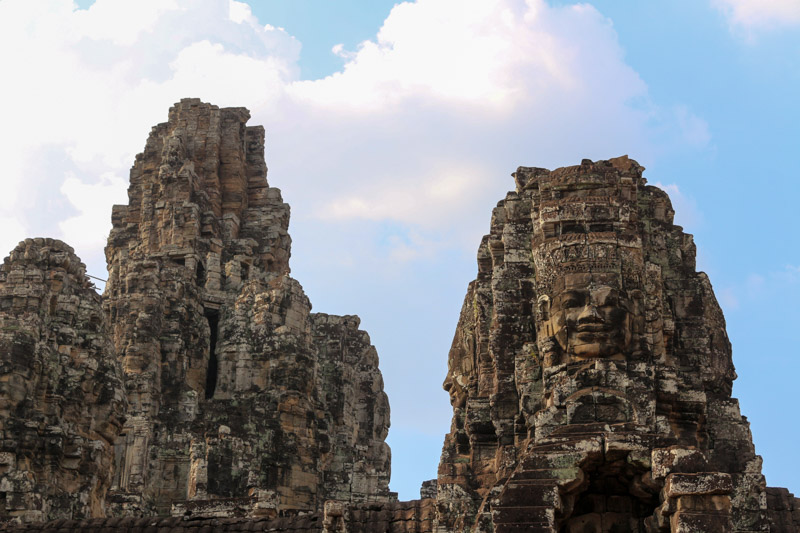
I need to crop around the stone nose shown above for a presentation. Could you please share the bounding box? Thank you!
[577,303,602,323]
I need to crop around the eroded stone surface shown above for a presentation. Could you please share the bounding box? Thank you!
[0,238,126,522]
[102,99,392,517]
[4,111,800,533]
[433,156,796,532]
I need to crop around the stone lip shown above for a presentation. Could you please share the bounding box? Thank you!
[4,237,85,279]
[0,498,437,532]
[0,514,323,532]
[513,155,645,191]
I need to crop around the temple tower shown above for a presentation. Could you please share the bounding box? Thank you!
[437,157,774,532]
[103,99,392,517]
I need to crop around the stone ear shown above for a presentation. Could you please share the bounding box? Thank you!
[537,295,550,321]
[629,289,645,319]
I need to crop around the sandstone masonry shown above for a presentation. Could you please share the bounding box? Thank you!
[433,156,800,532]
[1,102,799,532]
[0,100,392,523]
[103,99,392,517]
[0,239,126,521]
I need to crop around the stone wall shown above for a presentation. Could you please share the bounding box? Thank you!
[0,239,126,522]
[0,499,437,532]
[0,100,393,523]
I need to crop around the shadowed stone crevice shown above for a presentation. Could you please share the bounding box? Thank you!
[203,308,219,400]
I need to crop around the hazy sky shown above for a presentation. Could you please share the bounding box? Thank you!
[0,0,798,500]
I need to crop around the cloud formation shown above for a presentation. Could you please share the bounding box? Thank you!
[713,0,800,31]
[270,0,712,258]
[0,0,298,263]
[0,0,710,272]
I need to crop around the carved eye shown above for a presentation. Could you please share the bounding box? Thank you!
[559,291,586,308]
[602,295,619,307]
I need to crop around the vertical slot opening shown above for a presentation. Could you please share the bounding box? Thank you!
[196,262,206,288]
[204,308,219,400]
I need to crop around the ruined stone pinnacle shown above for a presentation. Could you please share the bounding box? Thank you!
[1,103,799,532]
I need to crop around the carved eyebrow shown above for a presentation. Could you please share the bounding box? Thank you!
[559,291,586,305]
[595,290,626,307]
[596,292,618,305]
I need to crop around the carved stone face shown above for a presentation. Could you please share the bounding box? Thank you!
[0,336,36,417]
[165,134,183,166]
[546,273,633,359]
[247,138,264,154]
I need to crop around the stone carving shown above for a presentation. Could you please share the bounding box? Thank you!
[435,157,800,532]
[0,100,392,523]
[537,272,636,362]
[102,99,392,517]
[0,239,126,523]
[3,106,800,533]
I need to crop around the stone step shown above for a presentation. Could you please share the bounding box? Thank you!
[511,466,581,482]
[500,482,560,507]
[493,504,557,525]
[495,525,556,533]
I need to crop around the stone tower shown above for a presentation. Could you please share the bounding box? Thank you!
[5,111,800,532]
[103,99,392,516]
[435,156,787,532]
[0,239,127,522]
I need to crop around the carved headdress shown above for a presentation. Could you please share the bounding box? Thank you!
[520,156,647,297]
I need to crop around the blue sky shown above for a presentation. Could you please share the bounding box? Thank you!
[0,0,798,501]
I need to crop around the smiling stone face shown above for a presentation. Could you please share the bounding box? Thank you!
[547,272,633,360]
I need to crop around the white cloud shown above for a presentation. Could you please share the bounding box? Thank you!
[722,266,800,312]
[228,0,252,25]
[0,0,709,271]
[0,0,299,273]
[73,0,183,46]
[713,0,800,31]
[385,230,443,264]
[0,218,27,262]
[290,0,629,110]
[270,0,711,259]
[322,166,485,223]
[331,43,356,60]
[59,172,128,250]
